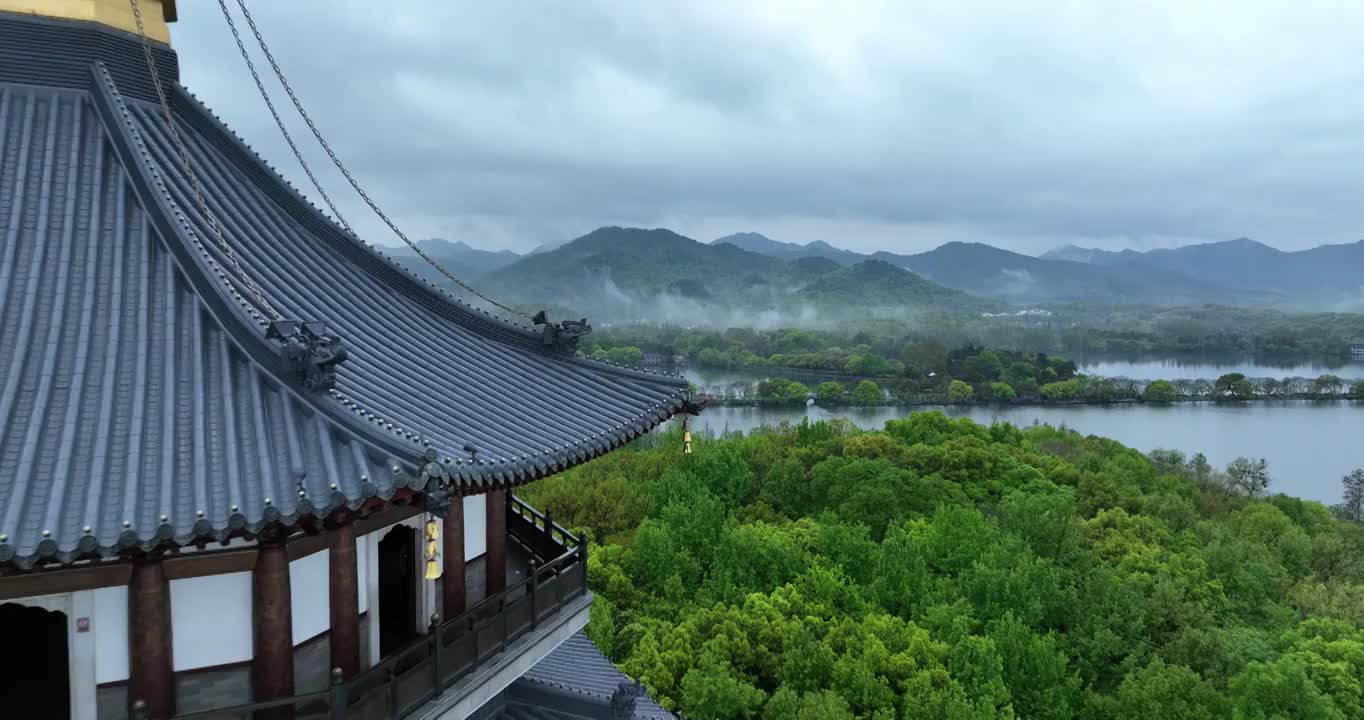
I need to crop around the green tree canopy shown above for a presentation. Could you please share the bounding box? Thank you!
[519,413,1364,719]
[815,381,846,406]
[1214,373,1255,399]
[851,380,883,406]
[989,382,1017,400]
[947,379,975,403]
[1143,379,1178,403]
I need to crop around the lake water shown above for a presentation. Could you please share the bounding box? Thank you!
[1075,358,1364,380]
[686,359,1364,389]
[684,400,1364,505]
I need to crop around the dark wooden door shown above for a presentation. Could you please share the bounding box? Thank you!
[0,603,69,719]
[378,526,417,657]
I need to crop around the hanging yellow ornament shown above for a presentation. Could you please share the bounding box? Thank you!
[424,518,442,579]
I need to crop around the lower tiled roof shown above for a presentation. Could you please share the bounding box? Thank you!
[515,632,673,720]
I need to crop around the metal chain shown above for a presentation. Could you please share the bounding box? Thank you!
[222,0,534,322]
[128,0,284,321]
[214,0,355,236]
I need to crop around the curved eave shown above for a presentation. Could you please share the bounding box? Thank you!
[0,465,427,570]
[90,63,438,462]
[172,84,556,351]
[169,84,697,388]
[437,393,690,494]
[98,63,692,496]
[0,72,431,567]
[0,13,695,571]
[137,75,694,485]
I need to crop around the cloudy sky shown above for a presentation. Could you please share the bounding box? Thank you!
[171,1,1364,255]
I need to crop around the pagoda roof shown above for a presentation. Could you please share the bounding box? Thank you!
[0,12,691,568]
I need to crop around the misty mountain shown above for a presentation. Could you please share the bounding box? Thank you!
[712,232,865,265]
[802,259,991,309]
[1041,244,1138,265]
[1044,238,1364,310]
[878,242,1274,307]
[529,237,573,255]
[388,238,522,281]
[716,234,1276,307]
[480,227,784,312]
[785,256,844,280]
[479,227,979,321]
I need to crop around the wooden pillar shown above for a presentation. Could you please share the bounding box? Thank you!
[442,496,466,618]
[328,524,360,678]
[485,490,507,594]
[253,540,295,719]
[128,557,175,720]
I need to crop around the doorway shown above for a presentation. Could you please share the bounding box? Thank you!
[0,602,70,719]
[378,525,417,657]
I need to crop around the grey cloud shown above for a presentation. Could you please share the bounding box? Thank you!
[172,1,1364,254]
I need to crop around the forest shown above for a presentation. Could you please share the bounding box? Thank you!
[521,414,1364,719]
[584,333,1364,406]
[591,306,1364,369]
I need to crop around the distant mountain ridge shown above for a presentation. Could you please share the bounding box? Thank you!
[881,242,1272,307]
[1043,238,1364,309]
[412,228,1360,321]
[479,227,987,320]
[711,232,865,265]
[711,234,1278,307]
[388,238,522,281]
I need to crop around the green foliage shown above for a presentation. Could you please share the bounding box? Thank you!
[1228,656,1346,720]
[990,381,1018,399]
[1215,373,1255,399]
[901,339,948,375]
[947,379,975,402]
[1040,378,1084,400]
[815,381,846,406]
[528,413,1364,719]
[608,345,644,367]
[756,378,810,405]
[1313,374,1345,397]
[851,380,883,406]
[1143,379,1178,403]
[1114,658,1227,720]
[682,666,768,718]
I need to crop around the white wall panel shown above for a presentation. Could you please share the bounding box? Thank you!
[356,536,369,614]
[464,494,486,560]
[290,551,330,644]
[93,586,129,683]
[170,572,253,670]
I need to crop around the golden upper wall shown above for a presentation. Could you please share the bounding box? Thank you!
[0,0,175,43]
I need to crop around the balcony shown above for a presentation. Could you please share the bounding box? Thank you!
[138,496,589,720]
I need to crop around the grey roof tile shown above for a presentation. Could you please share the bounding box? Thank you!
[517,632,673,720]
[0,13,691,568]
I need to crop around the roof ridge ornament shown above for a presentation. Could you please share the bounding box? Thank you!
[532,310,591,352]
[266,320,349,391]
[679,394,708,416]
[610,680,645,720]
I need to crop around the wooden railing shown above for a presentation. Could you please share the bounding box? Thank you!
[132,496,588,720]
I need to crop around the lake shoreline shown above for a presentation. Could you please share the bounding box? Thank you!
[708,394,1364,409]
[687,399,1363,504]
